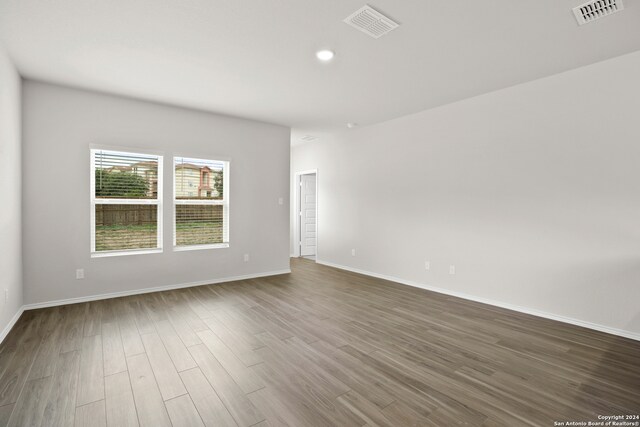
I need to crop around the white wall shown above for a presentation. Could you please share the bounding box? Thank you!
[0,46,23,336]
[292,50,640,338]
[23,81,290,305]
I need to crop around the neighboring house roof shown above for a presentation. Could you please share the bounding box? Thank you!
[176,163,212,171]
[132,161,157,168]
[99,162,160,173]
[103,166,133,172]
[100,162,220,173]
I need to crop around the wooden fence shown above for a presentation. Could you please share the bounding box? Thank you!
[95,204,223,226]
[95,205,157,226]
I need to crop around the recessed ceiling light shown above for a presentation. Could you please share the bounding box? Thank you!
[347,122,358,129]
[316,50,335,61]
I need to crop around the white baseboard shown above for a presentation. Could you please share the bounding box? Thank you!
[0,306,25,345]
[316,259,640,342]
[23,269,291,311]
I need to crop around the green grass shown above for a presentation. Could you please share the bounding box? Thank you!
[95,222,224,251]
[96,224,157,231]
[176,221,223,246]
[176,221,222,230]
[95,225,157,251]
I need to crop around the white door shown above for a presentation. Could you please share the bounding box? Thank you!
[300,173,317,257]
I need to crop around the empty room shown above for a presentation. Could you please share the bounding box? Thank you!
[0,0,639,426]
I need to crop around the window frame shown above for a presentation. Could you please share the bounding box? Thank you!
[173,156,230,251]
[90,148,164,258]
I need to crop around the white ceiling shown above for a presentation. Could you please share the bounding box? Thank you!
[1,0,639,139]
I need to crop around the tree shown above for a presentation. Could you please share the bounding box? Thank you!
[213,170,223,199]
[95,169,149,198]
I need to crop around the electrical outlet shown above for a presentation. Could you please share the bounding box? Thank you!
[278,197,284,205]
[76,269,85,280]
[351,249,356,256]
[244,254,250,262]
[425,261,430,271]
[449,265,456,275]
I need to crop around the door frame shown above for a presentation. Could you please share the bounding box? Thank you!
[293,169,318,259]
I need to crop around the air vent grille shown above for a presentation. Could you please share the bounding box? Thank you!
[301,135,318,142]
[344,5,399,39]
[573,0,623,25]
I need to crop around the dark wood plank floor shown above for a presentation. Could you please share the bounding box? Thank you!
[1,258,638,426]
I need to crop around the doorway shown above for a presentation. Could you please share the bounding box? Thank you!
[295,170,317,259]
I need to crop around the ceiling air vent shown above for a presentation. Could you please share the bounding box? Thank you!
[343,5,399,39]
[300,135,318,142]
[573,0,624,25]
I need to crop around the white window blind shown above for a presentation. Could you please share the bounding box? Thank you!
[174,156,229,249]
[91,149,163,256]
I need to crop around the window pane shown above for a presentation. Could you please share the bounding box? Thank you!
[174,157,224,201]
[176,205,223,246]
[95,150,158,199]
[95,204,158,251]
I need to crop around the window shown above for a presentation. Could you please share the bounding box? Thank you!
[91,149,163,256]
[174,156,229,249]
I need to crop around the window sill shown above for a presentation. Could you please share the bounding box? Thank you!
[173,243,229,252]
[91,248,163,258]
